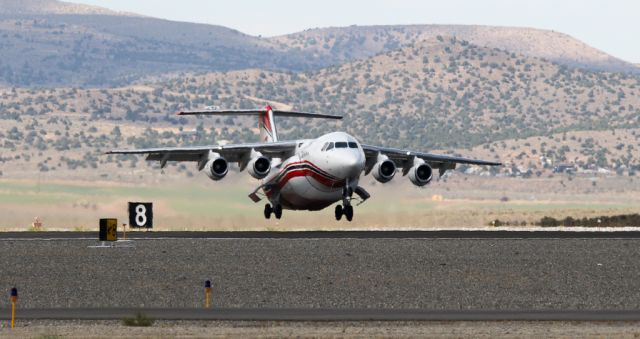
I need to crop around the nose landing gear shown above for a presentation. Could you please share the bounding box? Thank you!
[335,185,355,221]
[334,204,354,221]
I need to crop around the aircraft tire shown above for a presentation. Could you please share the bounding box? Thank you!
[344,205,353,222]
[335,205,343,221]
[274,204,283,219]
[264,204,272,219]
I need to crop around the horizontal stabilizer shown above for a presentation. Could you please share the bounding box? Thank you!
[178,109,342,120]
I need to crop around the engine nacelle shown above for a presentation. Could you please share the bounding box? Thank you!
[203,155,228,181]
[247,155,271,179]
[408,162,433,186]
[372,157,396,183]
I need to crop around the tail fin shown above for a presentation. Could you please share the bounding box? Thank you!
[178,105,342,143]
[259,105,277,142]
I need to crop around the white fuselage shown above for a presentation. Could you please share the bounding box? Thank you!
[262,132,365,211]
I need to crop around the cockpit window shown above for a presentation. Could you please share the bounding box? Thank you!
[348,142,358,148]
[326,142,334,151]
[335,142,348,148]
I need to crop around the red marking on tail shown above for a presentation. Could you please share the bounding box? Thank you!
[259,105,276,142]
[261,111,272,133]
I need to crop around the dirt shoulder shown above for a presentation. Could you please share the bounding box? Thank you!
[4,320,640,338]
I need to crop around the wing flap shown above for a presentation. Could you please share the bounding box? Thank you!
[145,152,204,162]
[107,141,298,165]
[362,144,501,168]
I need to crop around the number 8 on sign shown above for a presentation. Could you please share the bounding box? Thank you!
[128,202,153,229]
[135,204,147,226]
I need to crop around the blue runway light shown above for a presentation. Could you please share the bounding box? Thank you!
[205,280,211,288]
[10,287,17,298]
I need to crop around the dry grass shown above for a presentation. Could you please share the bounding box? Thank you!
[1,174,638,231]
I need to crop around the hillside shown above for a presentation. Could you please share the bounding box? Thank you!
[0,1,637,87]
[0,0,137,16]
[1,37,639,182]
[147,37,640,149]
[460,128,640,176]
[269,25,638,75]
[0,1,322,86]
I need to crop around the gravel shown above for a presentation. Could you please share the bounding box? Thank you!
[6,320,640,338]
[1,238,640,309]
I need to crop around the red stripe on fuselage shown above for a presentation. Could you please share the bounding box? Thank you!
[269,161,339,182]
[265,160,344,191]
[276,168,345,190]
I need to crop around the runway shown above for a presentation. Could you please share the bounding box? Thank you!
[3,230,640,239]
[4,308,640,321]
[3,231,640,315]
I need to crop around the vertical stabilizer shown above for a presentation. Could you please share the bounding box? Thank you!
[259,105,278,142]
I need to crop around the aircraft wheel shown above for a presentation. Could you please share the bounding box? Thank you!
[274,204,283,219]
[264,204,272,219]
[344,205,354,222]
[334,204,343,221]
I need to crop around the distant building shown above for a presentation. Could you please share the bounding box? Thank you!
[539,156,553,169]
[553,164,576,174]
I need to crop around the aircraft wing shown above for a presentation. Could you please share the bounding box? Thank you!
[106,141,298,167]
[362,144,501,176]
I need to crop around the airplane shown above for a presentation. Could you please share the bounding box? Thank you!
[107,105,501,221]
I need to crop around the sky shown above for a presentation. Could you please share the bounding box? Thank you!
[72,0,639,63]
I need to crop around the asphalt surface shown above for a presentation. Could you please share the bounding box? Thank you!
[4,308,640,321]
[3,230,640,239]
[3,232,640,320]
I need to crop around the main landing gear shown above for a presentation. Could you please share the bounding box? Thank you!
[264,203,282,219]
[335,185,354,222]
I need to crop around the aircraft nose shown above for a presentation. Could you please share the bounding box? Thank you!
[337,153,364,178]
[342,156,358,168]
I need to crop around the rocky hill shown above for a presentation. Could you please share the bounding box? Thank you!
[145,37,639,150]
[0,1,321,86]
[0,0,636,87]
[0,0,137,16]
[269,25,637,75]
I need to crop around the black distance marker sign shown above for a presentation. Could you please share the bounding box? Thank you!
[128,202,153,228]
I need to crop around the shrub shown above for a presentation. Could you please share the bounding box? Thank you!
[539,216,560,227]
[122,313,155,327]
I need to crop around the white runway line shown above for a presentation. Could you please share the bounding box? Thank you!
[337,226,640,232]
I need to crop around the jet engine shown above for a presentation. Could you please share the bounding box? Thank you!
[247,155,271,179]
[203,154,228,181]
[371,156,396,183]
[408,161,433,186]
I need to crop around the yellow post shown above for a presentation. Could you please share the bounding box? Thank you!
[10,287,17,329]
[205,280,212,308]
[11,302,15,328]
